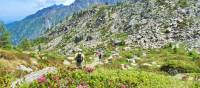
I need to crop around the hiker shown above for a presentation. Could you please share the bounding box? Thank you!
[75,49,84,68]
[36,45,42,55]
[38,45,42,52]
[96,50,103,62]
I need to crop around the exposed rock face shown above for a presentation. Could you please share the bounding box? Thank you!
[112,40,125,46]
[39,0,200,52]
[46,35,63,50]
[63,60,71,65]
[11,67,57,88]
[6,0,121,44]
[16,65,33,73]
[160,65,187,75]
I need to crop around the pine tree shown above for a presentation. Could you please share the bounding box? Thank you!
[17,38,32,50]
[0,32,12,48]
[0,22,12,49]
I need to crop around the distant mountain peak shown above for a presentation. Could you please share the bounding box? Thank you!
[25,4,66,20]
[6,0,120,44]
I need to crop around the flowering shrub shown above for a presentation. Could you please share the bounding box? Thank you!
[85,65,95,73]
[19,68,200,88]
[52,76,60,81]
[17,46,200,88]
[121,84,126,88]
[52,76,60,87]
[77,84,89,88]
[76,80,89,88]
[37,75,47,84]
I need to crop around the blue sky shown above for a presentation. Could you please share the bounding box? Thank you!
[0,0,75,24]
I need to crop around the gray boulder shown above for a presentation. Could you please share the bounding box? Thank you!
[16,65,33,73]
[11,67,57,88]
[112,40,125,46]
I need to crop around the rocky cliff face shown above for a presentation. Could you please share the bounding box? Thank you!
[39,0,200,54]
[6,0,120,44]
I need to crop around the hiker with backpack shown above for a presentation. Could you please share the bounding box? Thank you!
[75,49,85,68]
[96,49,103,62]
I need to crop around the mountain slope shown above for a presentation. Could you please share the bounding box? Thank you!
[6,0,120,44]
[0,22,12,49]
[39,0,200,54]
[0,21,6,33]
[2,0,200,87]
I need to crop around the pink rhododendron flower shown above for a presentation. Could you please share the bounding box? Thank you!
[77,80,89,88]
[121,84,126,88]
[85,65,95,73]
[37,75,47,83]
[77,84,89,88]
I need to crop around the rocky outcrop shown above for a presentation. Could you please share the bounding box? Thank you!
[63,60,71,65]
[7,0,121,44]
[46,35,63,50]
[11,67,57,88]
[16,65,33,73]
[40,0,200,52]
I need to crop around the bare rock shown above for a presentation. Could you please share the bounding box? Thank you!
[16,65,33,73]
[127,58,136,63]
[67,57,75,61]
[11,67,57,88]
[142,63,152,67]
[124,47,132,51]
[112,40,125,46]
[63,60,71,65]
[30,58,38,65]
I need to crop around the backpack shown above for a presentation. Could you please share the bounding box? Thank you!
[76,53,83,63]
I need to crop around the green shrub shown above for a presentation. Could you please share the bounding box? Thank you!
[17,38,32,51]
[0,32,12,49]
[20,68,197,88]
[120,51,133,59]
[156,0,167,6]
[178,0,189,8]
[164,60,200,73]
[188,51,200,60]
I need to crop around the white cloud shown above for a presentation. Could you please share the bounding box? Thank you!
[36,0,75,6]
[61,0,75,5]
[0,0,76,23]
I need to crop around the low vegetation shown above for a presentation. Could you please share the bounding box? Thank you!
[1,0,200,88]
[0,42,199,87]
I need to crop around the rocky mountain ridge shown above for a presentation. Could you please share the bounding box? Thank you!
[6,0,120,44]
[39,0,200,55]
